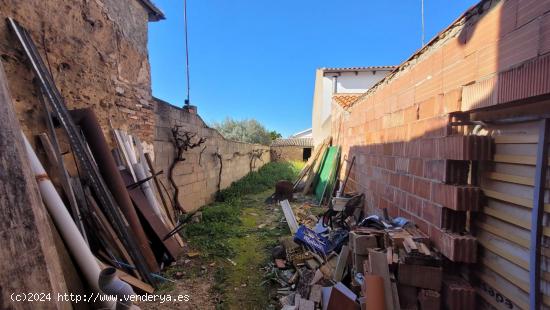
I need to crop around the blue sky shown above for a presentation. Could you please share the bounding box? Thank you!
[148,0,479,137]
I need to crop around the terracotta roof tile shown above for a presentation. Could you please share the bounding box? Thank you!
[271,138,314,147]
[333,93,363,108]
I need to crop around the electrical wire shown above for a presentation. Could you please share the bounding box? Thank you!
[184,0,191,105]
[421,0,425,46]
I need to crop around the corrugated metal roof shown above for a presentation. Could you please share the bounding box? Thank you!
[271,138,314,147]
[138,0,165,21]
[322,66,396,73]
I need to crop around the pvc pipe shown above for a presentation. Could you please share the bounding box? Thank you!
[99,267,135,310]
[22,133,114,309]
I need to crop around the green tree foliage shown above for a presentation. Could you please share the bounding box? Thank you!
[212,117,278,145]
[270,130,282,140]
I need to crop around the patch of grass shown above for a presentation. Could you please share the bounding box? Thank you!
[216,161,304,202]
[178,161,303,309]
[182,161,303,258]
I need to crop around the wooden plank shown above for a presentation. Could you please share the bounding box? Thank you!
[368,250,395,310]
[97,260,154,294]
[478,235,529,270]
[486,172,535,187]
[84,187,139,278]
[121,170,183,259]
[333,245,350,282]
[145,152,175,225]
[494,135,539,144]
[302,141,329,195]
[482,257,550,307]
[494,154,550,166]
[280,200,299,234]
[483,189,550,212]
[477,272,528,310]
[477,222,529,250]
[0,61,69,309]
[482,206,550,239]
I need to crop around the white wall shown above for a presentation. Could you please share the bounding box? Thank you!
[335,71,390,93]
[312,68,393,146]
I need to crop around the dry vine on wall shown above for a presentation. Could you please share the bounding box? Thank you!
[249,149,268,172]
[169,126,206,214]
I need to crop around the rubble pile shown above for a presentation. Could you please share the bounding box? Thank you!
[271,198,476,310]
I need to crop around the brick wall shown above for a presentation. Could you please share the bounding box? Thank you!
[333,0,550,263]
[154,100,270,212]
[0,0,156,145]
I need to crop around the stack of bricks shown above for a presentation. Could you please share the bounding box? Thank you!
[349,230,380,274]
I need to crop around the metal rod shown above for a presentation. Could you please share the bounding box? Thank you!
[529,118,549,310]
[7,18,155,285]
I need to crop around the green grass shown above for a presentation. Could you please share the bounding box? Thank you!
[179,161,304,309]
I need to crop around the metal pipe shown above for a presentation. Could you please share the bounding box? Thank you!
[69,108,159,273]
[529,118,549,310]
[23,133,114,309]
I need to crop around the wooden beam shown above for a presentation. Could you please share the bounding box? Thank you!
[493,154,550,166]
[483,189,550,212]
[494,135,539,144]
[485,172,535,187]
[0,61,69,309]
[368,250,395,310]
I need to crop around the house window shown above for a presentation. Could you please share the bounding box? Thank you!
[303,148,312,161]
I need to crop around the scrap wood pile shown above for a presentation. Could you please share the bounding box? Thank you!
[293,137,342,206]
[270,140,476,310]
[4,19,183,295]
[272,202,476,310]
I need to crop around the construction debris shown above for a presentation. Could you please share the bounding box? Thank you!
[269,140,475,310]
[5,19,184,293]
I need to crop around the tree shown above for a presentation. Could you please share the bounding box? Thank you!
[212,117,275,145]
[270,131,282,140]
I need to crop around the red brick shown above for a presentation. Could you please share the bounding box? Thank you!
[517,0,550,28]
[541,12,550,55]
[390,172,400,187]
[431,183,480,211]
[406,194,423,217]
[430,228,477,263]
[442,208,467,233]
[418,289,441,310]
[435,135,492,161]
[398,285,418,309]
[399,174,413,193]
[498,18,540,71]
[419,139,435,158]
[418,97,436,119]
[413,177,431,200]
[409,158,424,176]
[442,276,476,310]
[424,160,469,184]
[398,263,442,291]
[422,201,443,227]
[443,89,462,113]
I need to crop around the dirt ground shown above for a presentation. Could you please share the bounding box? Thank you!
[139,190,288,310]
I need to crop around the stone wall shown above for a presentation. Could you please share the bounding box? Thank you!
[0,0,156,145]
[332,0,550,263]
[154,99,270,211]
[271,146,309,162]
